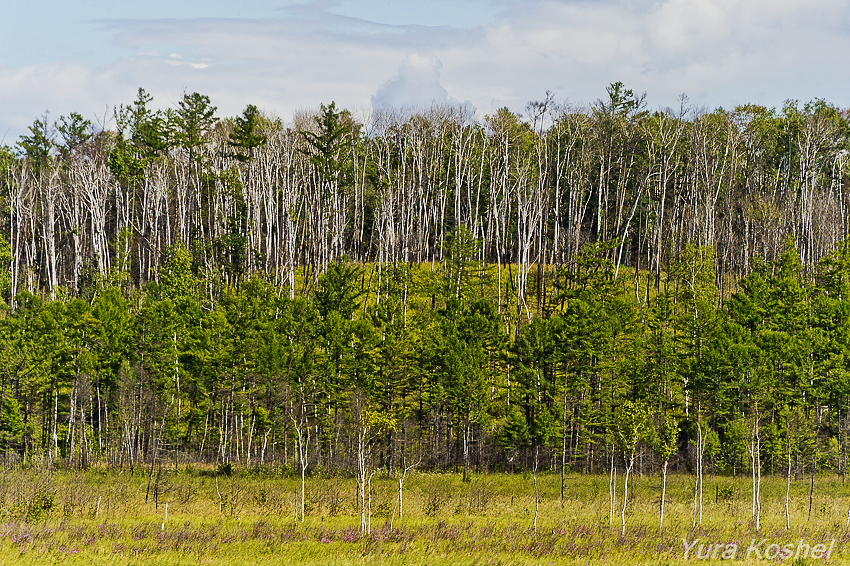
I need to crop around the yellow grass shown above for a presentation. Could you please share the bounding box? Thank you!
[0,465,848,565]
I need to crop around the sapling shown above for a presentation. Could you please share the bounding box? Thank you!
[747,411,762,531]
[614,400,651,535]
[367,469,375,534]
[356,405,396,535]
[692,418,709,527]
[215,476,222,513]
[651,411,678,530]
[392,447,421,528]
[785,433,792,529]
[560,383,569,508]
[291,404,311,524]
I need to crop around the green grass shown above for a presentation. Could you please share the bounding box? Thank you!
[0,466,848,564]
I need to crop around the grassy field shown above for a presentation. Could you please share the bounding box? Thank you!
[0,464,848,565]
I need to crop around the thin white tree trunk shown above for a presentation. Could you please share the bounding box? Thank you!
[786,443,792,529]
[660,460,668,530]
[621,454,633,535]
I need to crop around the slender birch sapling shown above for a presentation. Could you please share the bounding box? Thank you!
[651,411,678,530]
[614,400,651,535]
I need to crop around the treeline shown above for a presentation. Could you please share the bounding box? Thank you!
[1,85,850,311]
[0,232,849,484]
[0,84,849,485]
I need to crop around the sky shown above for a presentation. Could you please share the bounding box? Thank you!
[2,0,850,143]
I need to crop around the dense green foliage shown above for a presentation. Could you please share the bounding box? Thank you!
[1,85,850,492]
[0,234,847,487]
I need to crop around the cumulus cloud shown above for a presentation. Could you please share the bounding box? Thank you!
[444,0,850,112]
[371,54,450,110]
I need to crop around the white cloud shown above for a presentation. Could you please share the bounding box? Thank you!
[447,0,850,111]
[371,54,450,110]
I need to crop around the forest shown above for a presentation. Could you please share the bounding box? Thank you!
[0,81,850,505]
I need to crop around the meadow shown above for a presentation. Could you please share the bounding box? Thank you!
[0,462,848,565]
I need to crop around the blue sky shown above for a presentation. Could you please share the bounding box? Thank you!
[2,0,849,142]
